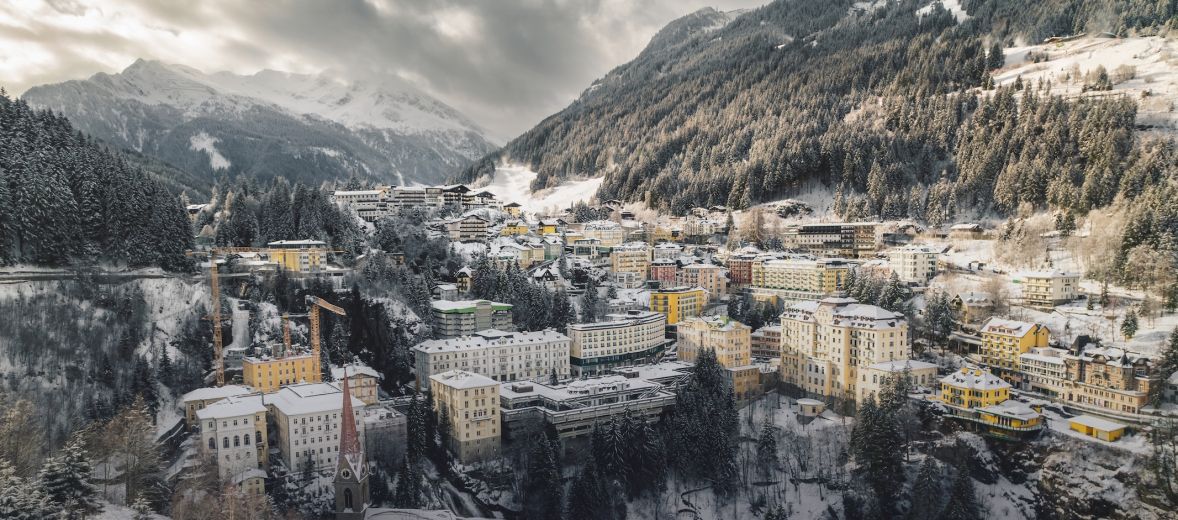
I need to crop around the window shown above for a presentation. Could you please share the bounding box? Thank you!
[208,437,216,450]
[244,435,250,446]
[234,436,240,447]
[223,437,230,449]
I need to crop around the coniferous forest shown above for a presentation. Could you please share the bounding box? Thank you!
[0,92,193,269]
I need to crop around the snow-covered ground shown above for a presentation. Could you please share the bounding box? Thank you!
[477,164,603,215]
[997,36,1178,133]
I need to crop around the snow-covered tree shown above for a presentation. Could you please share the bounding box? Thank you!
[38,438,102,519]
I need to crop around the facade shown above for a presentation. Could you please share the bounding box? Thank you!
[952,292,994,325]
[676,316,751,368]
[782,222,878,259]
[1021,271,1080,309]
[610,242,652,284]
[1060,343,1158,415]
[753,257,851,302]
[581,220,626,246]
[447,215,489,242]
[649,286,706,325]
[938,367,1043,437]
[886,245,939,283]
[1017,347,1069,396]
[243,353,320,394]
[1068,415,1127,442]
[332,184,500,222]
[500,220,530,236]
[267,240,327,273]
[499,376,676,441]
[413,329,571,388]
[856,360,939,404]
[653,243,683,260]
[650,259,678,285]
[430,370,501,464]
[196,394,269,488]
[331,364,382,405]
[677,264,728,300]
[750,325,782,359]
[567,310,668,376]
[779,297,909,401]
[431,300,514,338]
[725,252,761,285]
[266,382,366,474]
[980,318,1050,380]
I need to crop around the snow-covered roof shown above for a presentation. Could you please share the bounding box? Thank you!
[267,239,327,247]
[414,329,570,354]
[430,370,498,390]
[181,385,253,404]
[267,382,364,417]
[499,375,660,401]
[232,468,268,485]
[332,363,382,381]
[334,189,384,197]
[1069,414,1126,432]
[430,299,512,312]
[1022,270,1079,279]
[940,367,1009,391]
[981,318,1042,337]
[866,360,938,372]
[978,400,1040,421]
[955,291,992,305]
[195,394,266,420]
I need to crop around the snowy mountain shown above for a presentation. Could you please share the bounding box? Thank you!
[23,59,498,187]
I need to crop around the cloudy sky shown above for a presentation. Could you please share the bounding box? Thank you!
[0,0,765,140]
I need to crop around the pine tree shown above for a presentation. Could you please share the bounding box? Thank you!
[581,276,600,323]
[392,456,422,508]
[669,349,739,494]
[521,436,563,520]
[0,457,55,520]
[756,421,778,478]
[566,458,624,520]
[940,465,982,520]
[1150,328,1178,405]
[908,458,943,520]
[131,497,152,520]
[1121,310,1139,339]
[157,346,173,389]
[763,504,789,520]
[38,439,102,519]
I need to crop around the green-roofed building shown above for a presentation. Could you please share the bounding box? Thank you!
[431,299,514,338]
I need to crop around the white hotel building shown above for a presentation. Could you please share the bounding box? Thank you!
[196,394,268,482]
[266,383,366,475]
[567,310,669,376]
[413,329,571,387]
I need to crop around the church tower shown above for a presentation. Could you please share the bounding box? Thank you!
[334,369,370,519]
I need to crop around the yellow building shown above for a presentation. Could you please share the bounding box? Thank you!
[500,220,530,236]
[1068,415,1126,442]
[539,219,566,235]
[676,316,751,368]
[650,286,706,325]
[430,370,501,464]
[243,353,320,394]
[753,258,851,303]
[980,318,1049,379]
[267,240,328,273]
[504,202,522,218]
[332,364,381,405]
[939,367,1043,437]
[610,242,651,282]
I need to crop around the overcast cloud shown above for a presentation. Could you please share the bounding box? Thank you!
[0,0,765,139]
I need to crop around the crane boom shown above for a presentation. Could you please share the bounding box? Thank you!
[187,246,265,387]
[306,296,347,379]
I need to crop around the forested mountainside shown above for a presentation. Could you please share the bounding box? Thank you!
[0,92,192,269]
[458,0,1177,219]
[23,60,498,187]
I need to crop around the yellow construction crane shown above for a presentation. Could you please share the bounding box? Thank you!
[306,295,346,377]
[186,247,261,387]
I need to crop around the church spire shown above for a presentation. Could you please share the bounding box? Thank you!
[338,367,366,476]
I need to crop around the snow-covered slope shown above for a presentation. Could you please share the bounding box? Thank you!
[23,60,498,186]
[479,164,603,215]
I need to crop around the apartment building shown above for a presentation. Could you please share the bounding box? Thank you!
[332,184,500,222]
[676,316,752,368]
[610,242,652,287]
[267,240,327,273]
[649,286,706,325]
[331,364,381,405]
[447,215,489,242]
[939,367,1043,437]
[1060,341,1159,415]
[653,242,683,260]
[498,376,676,442]
[500,219,530,236]
[782,222,879,259]
[430,370,501,464]
[567,310,668,376]
[1021,271,1080,309]
[196,394,269,489]
[725,252,763,285]
[856,360,938,404]
[750,325,782,360]
[266,382,366,474]
[952,292,994,325]
[431,300,514,338]
[677,263,728,300]
[243,353,320,394]
[753,257,852,302]
[650,259,678,285]
[413,329,571,388]
[779,297,909,401]
[980,318,1050,380]
[886,245,939,283]
[1017,347,1069,396]
[581,220,626,246]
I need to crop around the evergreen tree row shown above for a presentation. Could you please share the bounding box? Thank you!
[0,91,192,269]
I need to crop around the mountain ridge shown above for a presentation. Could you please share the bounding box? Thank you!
[23,60,498,188]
